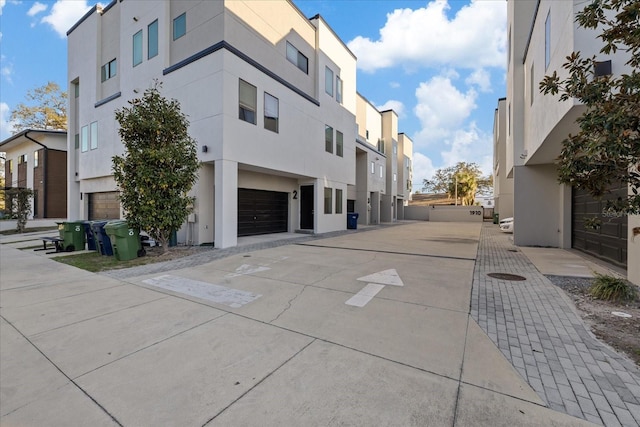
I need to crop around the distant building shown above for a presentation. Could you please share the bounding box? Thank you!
[1,129,67,219]
[500,0,638,285]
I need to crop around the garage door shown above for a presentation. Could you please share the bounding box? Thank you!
[88,192,120,220]
[572,183,627,268]
[238,189,288,237]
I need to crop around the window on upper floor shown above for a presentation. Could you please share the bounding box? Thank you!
[545,10,551,69]
[335,189,343,214]
[173,13,186,40]
[324,187,332,214]
[101,59,117,82]
[34,150,39,168]
[336,76,343,104]
[18,154,27,164]
[264,93,279,133]
[90,121,98,150]
[377,138,385,154]
[81,125,88,152]
[133,30,143,67]
[325,125,333,153]
[393,143,397,154]
[148,20,158,59]
[239,79,257,125]
[530,62,535,106]
[336,130,343,157]
[507,27,511,68]
[379,165,383,178]
[366,130,369,140]
[393,173,397,182]
[75,133,80,150]
[7,159,12,174]
[286,42,308,74]
[74,82,80,98]
[325,67,334,97]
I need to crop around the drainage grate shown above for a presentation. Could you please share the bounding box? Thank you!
[487,272,526,281]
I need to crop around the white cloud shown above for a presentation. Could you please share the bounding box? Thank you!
[41,1,94,38]
[376,99,406,118]
[389,81,400,89]
[439,123,493,175]
[347,0,506,73]
[0,0,5,16]
[411,151,436,192]
[465,68,492,93]
[413,75,477,144]
[27,2,47,17]
[0,102,15,140]
[1,62,13,84]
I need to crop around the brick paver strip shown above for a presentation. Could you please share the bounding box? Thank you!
[471,224,640,426]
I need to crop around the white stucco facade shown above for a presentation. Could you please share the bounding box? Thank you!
[504,0,638,285]
[67,0,410,248]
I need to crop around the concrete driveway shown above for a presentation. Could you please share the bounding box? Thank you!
[1,222,593,426]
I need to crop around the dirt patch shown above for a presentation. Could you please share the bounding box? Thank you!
[142,245,205,260]
[548,275,640,366]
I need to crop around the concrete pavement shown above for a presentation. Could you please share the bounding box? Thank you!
[0,221,636,426]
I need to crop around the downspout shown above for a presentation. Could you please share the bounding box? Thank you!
[24,131,49,218]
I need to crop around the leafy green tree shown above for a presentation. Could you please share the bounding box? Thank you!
[112,83,199,253]
[422,162,491,205]
[540,0,640,217]
[10,82,67,131]
[5,188,34,233]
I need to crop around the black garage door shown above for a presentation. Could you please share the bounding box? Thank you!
[88,192,120,220]
[238,189,288,237]
[572,183,627,268]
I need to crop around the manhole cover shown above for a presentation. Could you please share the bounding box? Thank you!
[487,273,527,281]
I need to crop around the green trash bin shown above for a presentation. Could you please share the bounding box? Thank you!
[58,221,86,252]
[104,220,144,261]
[493,213,499,224]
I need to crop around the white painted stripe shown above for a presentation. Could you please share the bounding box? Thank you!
[143,275,261,308]
[357,269,404,286]
[345,283,385,307]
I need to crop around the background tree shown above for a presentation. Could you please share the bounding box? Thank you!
[10,81,67,131]
[422,162,492,205]
[540,0,640,217]
[113,83,199,253]
[5,188,34,233]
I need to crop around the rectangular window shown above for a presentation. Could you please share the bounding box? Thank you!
[133,30,143,67]
[530,62,534,106]
[325,67,334,97]
[34,150,39,167]
[545,11,551,69]
[324,187,332,214]
[8,159,12,173]
[90,121,98,150]
[75,133,80,149]
[18,154,26,164]
[148,20,158,59]
[286,42,308,74]
[335,189,343,214]
[393,143,397,154]
[336,130,343,157]
[81,126,88,152]
[264,93,279,133]
[508,103,511,135]
[101,59,117,82]
[239,79,257,124]
[379,165,383,178]
[336,77,343,104]
[371,161,375,174]
[74,82,79,98]
[173,13,186,40]
[325,125,333,153]
[377,138,385,153]
[393,173,397,182]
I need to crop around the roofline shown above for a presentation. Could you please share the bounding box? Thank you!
[357,91,380,113]
[0,129,67,148]
[308,14,358,61]
[67,4,100,36]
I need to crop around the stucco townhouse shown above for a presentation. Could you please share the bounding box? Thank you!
[495,0,639,285]
[66,0,413,249]
[1,129,68,219]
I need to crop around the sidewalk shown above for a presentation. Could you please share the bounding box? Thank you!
[472,225,640,426]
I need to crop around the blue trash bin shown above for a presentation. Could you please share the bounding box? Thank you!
[83,221,97,251]
[347,213,359,229]
[91,220,114,256]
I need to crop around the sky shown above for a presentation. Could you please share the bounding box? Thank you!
[0,0,507,191]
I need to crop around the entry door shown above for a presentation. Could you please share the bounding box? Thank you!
[300,185,314,230]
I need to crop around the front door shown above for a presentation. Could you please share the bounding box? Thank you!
[300,185,314,230]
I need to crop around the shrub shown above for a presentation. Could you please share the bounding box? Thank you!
[589,273,638,303]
